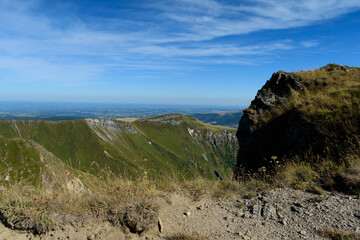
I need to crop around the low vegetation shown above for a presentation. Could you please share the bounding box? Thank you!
[320,227,360,240]
[271,155,360,195]
[0,153,359,236]
[166,233,209,240]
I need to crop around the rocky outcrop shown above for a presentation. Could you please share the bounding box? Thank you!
[234,64,359,178]
[234,71,306,176]
[187,127,237,147]
[236,71,304,148]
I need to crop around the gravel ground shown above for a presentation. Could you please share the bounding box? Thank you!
[0,188,359,240]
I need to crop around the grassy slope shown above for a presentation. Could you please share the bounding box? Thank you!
[239,64,360,193]
[0,137,42,185]
[0,136,78,187]
[283,66,359,162]
[0,120,122,173]
[133,115,237,179]
[248,65,360,163]
[0,114,238,183]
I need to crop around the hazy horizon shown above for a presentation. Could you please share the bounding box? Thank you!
[0,100,244,120]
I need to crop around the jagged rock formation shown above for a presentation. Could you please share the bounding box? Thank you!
[234,64,360,178]
[187,127,236,146]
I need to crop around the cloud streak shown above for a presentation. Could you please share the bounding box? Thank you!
[156,0,360,41]
[0,0,359,84]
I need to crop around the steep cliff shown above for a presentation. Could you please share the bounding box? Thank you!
[234,64,360,178]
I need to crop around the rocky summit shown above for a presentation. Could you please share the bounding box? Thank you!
[234,64,360,178]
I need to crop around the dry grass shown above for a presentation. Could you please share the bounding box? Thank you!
[0,169,257,236]
[307,185,326,195]
[0,166,252,228]
[273,162,318,189]
[165,233,209,240]
[271,154,360,195]
[263,67,360,122]
[320,227,360,240]
[0,151,358,234]
[0,168,163,233]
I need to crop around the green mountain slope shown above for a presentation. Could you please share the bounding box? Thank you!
[0,136,83,190]
[0,114,238,184]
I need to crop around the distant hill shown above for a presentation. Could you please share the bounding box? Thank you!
[0,114,238,186]
[191,111,243,128]
[0,102,241,120]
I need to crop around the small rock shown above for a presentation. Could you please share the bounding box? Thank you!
[234,210,244,217]
[293,202,304,208]
[87,234,95,240]
[279,219,287,225]
[184,211,191,216]
[299,230,306,235]
[262,205,277,220]
[261,196,270,203]
[250,205,262,216]
[123,204,158,233]
[291,206,300,213]
[4,175,9,182]
[354,210,360,219]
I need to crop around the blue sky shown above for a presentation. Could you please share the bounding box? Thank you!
[0,0,359,107]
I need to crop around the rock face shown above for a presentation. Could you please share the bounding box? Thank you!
[187,127,237,146]
[234,64,359,178]
[234,71,306,176]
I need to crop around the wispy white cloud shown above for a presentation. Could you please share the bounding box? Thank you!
[301,40,320,48]
[131,40,293,57]
[0,0,359,84]
[156,0,360,41]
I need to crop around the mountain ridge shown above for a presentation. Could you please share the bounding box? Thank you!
[0,114,238,186]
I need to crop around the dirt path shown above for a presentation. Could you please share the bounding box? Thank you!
[157,188,360,240]
[1,188,359,239]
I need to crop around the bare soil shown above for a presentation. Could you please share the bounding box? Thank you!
[1,188,359,240]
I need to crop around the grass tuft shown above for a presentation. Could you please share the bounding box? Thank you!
[165,233,208,240]
[307,185,326,195]
[319,227,360,240]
